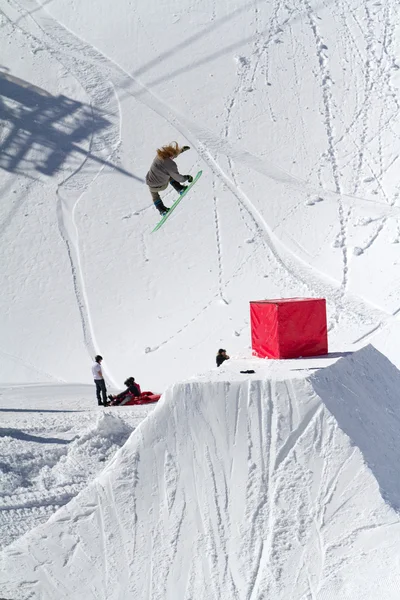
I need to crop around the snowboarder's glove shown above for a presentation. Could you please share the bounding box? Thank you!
[181,145,190,152]
[186,175,193,183]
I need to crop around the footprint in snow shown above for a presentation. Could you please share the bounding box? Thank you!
[355,217,373,226]
[122,212,140,220]
[305,197,323,206]
[234,55,250,67]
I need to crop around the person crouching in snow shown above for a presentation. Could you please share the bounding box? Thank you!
[146,142,193,215]
[216,348,230,367]
[108,377,141,406]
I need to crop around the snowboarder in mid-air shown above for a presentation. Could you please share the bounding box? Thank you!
[146,142,193,215]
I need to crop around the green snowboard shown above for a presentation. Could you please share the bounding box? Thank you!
[152,170,202,232]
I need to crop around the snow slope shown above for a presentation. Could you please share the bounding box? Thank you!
[2,0,400,596]
[2,346,400,600]
[2,0,400,390]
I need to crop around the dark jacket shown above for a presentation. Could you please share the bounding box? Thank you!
[114,383,141,404]
[216,354,229,367]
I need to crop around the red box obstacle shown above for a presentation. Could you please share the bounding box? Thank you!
[250,298,328,359]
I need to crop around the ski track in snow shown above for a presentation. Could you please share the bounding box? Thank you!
[307,0,400,254]
[211,178,228,305]
[2,0,123,386]
[301,0,349,315]
[339,0,400,255]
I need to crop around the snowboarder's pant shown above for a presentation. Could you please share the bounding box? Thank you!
[95,379,107,406]
[149,179,185,210]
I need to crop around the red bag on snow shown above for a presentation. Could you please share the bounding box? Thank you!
[122,391,161,406]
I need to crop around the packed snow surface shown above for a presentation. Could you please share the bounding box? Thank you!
[0,384,155,549]
[2,347,400,599]
[2,0,400,597]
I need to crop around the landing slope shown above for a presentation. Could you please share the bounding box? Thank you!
[2,345,400,599]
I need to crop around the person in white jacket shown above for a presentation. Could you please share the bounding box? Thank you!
[92,355,107,406]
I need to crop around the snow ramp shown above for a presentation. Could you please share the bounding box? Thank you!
[2,345,400,600]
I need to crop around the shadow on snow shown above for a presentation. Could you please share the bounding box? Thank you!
[0,71,143,182]
[312,345,400,513]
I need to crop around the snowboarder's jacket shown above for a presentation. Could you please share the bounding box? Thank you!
[146,156,187,189]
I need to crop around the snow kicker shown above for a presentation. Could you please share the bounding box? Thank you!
[2,346,400,600]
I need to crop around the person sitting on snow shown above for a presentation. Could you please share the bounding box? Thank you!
[216,348,230,367]
[108,377,141,406]
[145,142,193,216]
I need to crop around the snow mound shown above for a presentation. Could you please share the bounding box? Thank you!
[2,346,400,599]
[0,413,132,549]
[37,412,133,490]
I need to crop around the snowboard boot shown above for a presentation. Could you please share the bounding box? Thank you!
[159,205,170,216]
[170,180,187,194]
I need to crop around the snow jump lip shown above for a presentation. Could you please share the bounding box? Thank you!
[2,345,400,600]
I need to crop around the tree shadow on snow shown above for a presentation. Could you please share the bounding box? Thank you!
[312,344,400,512]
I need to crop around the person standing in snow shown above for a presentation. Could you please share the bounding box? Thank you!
[146,142,193,215]
[92,355,107,406]
[216,349,230,367]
